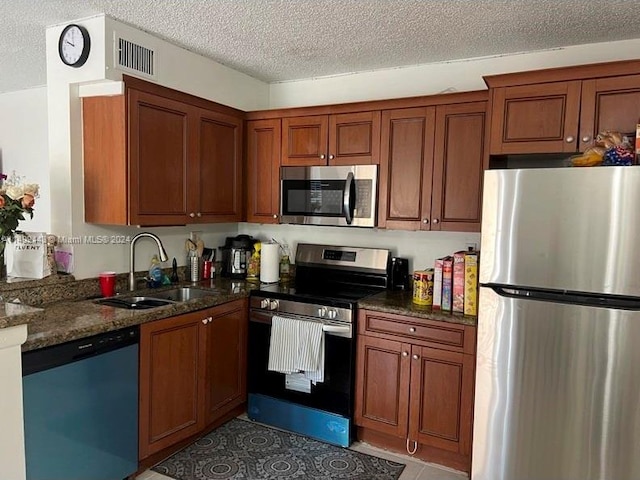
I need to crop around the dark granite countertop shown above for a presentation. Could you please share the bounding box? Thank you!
[358,290,477,327]
[20,278,263,352]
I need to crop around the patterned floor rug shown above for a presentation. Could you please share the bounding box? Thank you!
[152,418,405,480]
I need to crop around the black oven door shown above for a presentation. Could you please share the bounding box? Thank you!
[247,310,355,418]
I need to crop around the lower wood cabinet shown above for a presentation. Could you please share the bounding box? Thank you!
[139,299,247,460]
[355,309,476,473]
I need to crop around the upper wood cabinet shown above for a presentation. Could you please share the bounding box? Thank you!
[246,119,281,223]
[281,111,380,166]
[378,100,486,232]
[139,299,247,460]
[83,76,243,226]
[486,61,640,155]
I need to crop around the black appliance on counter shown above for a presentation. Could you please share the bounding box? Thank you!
[248,243,390,447]
[219,234,256,279]
[389,256,410,291]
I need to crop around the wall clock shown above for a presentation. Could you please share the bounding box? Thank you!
[58,24,91,68]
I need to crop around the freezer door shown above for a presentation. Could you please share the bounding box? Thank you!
[480,166,640,296]
[472,287,640,480]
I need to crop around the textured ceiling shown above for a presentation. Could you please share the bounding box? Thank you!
[3,0,640,94]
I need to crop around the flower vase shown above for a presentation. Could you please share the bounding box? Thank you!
[0,241,5,281]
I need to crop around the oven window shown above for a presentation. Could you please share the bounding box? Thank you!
[247,319,355,417]
[283,180,345,216]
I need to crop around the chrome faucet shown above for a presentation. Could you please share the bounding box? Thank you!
[129,232,169,291]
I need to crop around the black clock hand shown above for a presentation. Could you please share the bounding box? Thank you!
[66,40,75,47]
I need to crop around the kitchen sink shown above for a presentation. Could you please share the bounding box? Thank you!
[148,287,215,302]
[94,296,176,310]
[94,287,214,310]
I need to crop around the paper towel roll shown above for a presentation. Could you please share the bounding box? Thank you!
[260,242,280,283]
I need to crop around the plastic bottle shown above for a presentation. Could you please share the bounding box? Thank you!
[148,254,163,288]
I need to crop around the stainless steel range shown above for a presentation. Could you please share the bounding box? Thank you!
[247,243,390,447]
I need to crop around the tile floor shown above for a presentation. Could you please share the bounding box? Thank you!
[136,438,468,480]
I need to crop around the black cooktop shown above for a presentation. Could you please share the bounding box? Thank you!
[252,283,382,310]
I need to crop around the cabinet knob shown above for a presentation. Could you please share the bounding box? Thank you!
[565,136,575,143]
[409,327,416,333]
[432,219,439,224]
[581,135,591,143]
[320,154,326,159]
[402,351,409,357]
[202,319,208,324]
[189,212,196,218]
[422,218,429,224]
[208,316,212,323]
[196,212,202,218]
[328,154,335,160]
[412,354,419,360]
[273,214,278,219]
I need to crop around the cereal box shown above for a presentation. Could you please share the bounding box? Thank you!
[452,251,466,313]
[464,251,479,316]
[441,257,453,311]
[433,257,444,310]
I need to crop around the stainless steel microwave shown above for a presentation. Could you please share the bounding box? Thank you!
[280,165,377,227]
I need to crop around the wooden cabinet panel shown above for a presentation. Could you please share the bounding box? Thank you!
[203,300,247,425]
[431,102,485,232]
[129,89,191,225]
[489,81,581,154]
[379,107,435,230]
[282,115,328,166]
[197,109,243,222]
[579,74,640,150]
[139,311,205,459]
[329,111,380,165]
[409,346,474,455]
[246,119,281,223]
[354,335,411,438]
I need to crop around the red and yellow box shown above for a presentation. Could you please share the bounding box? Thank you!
[464,251,479,316]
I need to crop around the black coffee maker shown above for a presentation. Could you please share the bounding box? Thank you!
[388,257,410,290]
[219,235,256,279]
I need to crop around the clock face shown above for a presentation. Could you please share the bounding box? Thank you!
[58,24,90,67]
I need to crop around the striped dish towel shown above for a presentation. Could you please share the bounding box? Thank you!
[268,315,325,383]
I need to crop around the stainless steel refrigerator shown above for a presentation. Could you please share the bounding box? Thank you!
[472,166,640,480]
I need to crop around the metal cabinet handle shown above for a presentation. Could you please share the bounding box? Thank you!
[329,154,335,160]
[432,219,439,224]
[412,354,419,360]
[409,327,416,333]
[189,212,196,218]
[202,319,208,324]
[422,218,429,224]
[320,154,326,159]
[565,136,575,143]
[406,438,418,455]
[402,351,409,357]
[196,212,202,218]
[272,214,278,219]
[581,135,591,143]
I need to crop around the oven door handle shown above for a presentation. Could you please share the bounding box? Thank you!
[321,325,350,334]
[342,171,355,225]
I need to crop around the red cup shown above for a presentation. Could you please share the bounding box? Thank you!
[99,271,116,297]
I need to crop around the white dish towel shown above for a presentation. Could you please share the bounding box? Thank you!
[268,315,325,384]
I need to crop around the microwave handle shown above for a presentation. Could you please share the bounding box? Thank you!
[342,171,355,225]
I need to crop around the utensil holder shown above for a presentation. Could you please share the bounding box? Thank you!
[189,255,202,282]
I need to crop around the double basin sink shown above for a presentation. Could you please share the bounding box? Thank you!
[95,286,214,310]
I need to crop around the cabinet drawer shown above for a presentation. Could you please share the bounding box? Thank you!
[358,309,475,354]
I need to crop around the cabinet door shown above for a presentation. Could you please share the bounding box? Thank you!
[246,119,281,223]
[408,345,475,456]
[202,300,248,426]
[195,108,243,222]
[139,311,206,459]
[354,335,411,438]
[328,111,381,165]
[580,74,640,151]
[281,115,328,166]
[489,81,581,154]
[379,107,436,230]
[129,88,192,225]
[431,102,486,232]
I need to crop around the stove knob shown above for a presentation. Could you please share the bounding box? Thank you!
[269,300,279,311]
[260,299,270,309]
[327,309,337,320]
[317,307,327,317]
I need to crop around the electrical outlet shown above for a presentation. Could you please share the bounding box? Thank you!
[465,242,478,251]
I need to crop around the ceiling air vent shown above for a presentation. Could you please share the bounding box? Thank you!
[116,37,156,78]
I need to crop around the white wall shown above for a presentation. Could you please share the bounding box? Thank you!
[268,38,640,108]
[0,88,50,233]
